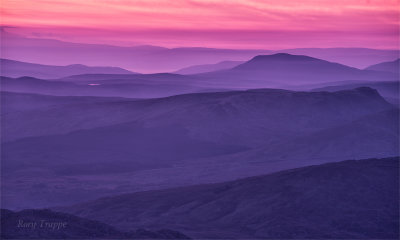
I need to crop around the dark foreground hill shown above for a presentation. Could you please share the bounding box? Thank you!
[0,209,190,239]
[57,157,399,239]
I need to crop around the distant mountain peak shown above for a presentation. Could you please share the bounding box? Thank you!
[249,53,318,62]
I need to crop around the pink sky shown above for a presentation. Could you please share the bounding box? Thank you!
[1,0,399,49]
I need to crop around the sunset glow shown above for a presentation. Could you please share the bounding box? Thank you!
[1,0,399,49]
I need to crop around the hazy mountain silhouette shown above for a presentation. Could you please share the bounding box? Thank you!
[56,157,399,239]
[365,58,400,73]
[1,31,271,73]
[0,58,135,79]
[2,88,397,209]
[195,53,398,89]
[1,209,190,239]
[174,60,244,74]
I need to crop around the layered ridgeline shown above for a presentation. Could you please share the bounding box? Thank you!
[0,209,189,239]
[1,54,398,99]
[0,58,135,79]
[2,87,398,209]
[2,87,394,142]
[2,31,399,72]
[56,157,399,239]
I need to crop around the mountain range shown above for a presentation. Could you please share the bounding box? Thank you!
[1,53,398,100]
[1,37,399,239]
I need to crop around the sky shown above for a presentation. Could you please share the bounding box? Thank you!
[1,0,399,49]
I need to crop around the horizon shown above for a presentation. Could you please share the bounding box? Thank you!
[2,27,400,51]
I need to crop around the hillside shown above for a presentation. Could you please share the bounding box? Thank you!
[57,157,399,239]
